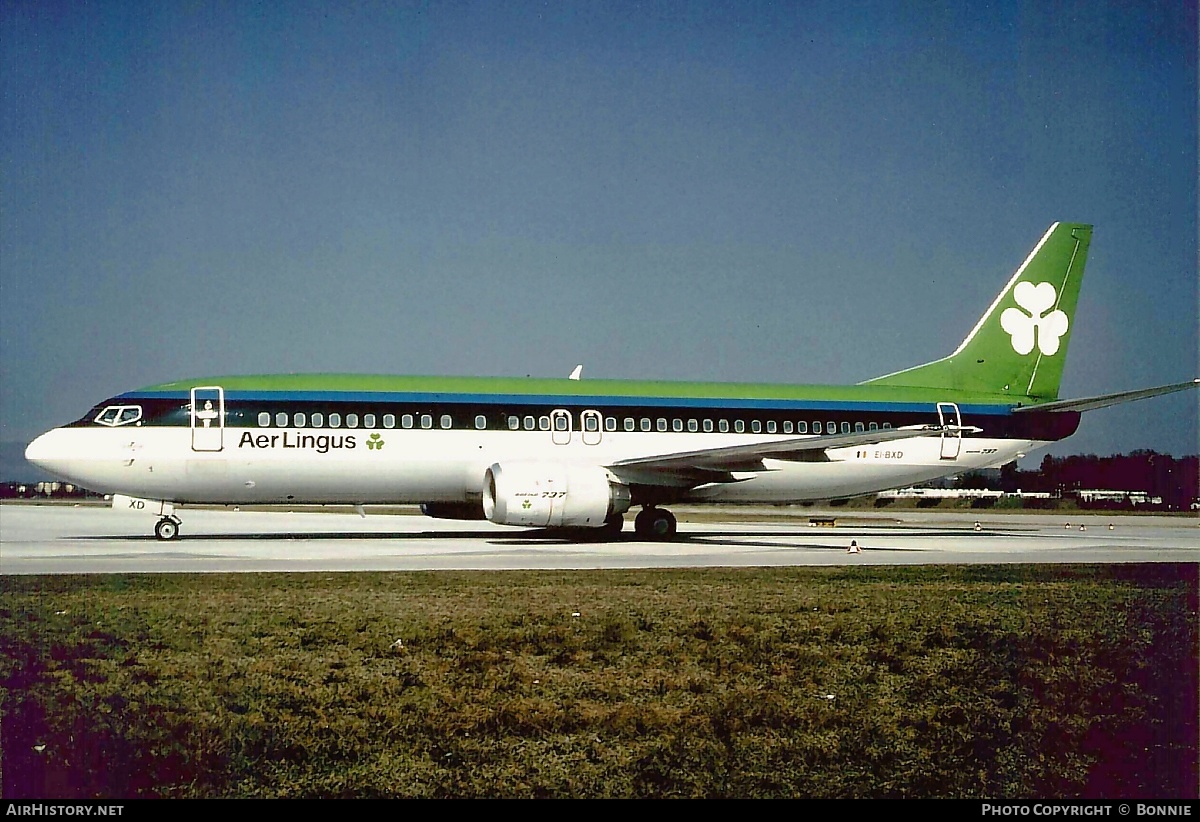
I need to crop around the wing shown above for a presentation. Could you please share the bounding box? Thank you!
[607,424,972,487]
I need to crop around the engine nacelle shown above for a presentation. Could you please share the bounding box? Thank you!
[482,462,632,528]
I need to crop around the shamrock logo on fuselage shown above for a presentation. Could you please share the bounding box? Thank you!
[366,433,385,451]
[1000,281,1069,356]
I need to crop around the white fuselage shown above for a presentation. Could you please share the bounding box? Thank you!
[25,423,1042,506]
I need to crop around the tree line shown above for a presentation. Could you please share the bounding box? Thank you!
[956,451,1199,511]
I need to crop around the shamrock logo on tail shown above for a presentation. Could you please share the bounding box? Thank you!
[366,433,385,451]
[1000,282,1069,356]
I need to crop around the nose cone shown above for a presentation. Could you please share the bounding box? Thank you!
[25,429,73,479]
[25,430,56,467]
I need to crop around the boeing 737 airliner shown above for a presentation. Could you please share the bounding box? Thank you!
[25,223,1198,540]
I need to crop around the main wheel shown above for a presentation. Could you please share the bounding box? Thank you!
[634,507,677,540]
[154,518,179,541]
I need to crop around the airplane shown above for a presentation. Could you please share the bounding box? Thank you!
[24,222,1199,541]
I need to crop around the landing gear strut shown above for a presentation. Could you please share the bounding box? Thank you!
[154,516,182,541]
[634,506,677,540]
[601,512,625,538]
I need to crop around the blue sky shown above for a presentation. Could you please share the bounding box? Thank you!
[1,1,1196,476]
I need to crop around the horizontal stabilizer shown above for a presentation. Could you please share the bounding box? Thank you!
[1011,379,1199,414]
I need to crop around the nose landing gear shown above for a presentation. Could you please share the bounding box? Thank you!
[154,515,182,541]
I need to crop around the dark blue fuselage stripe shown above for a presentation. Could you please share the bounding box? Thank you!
[121,389,1014,416]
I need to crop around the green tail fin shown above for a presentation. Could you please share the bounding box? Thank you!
[864,222,1092,400]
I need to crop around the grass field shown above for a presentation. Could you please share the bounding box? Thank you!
[2,565,1196,798]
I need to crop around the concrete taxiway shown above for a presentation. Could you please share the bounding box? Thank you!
[1,503,1196,574]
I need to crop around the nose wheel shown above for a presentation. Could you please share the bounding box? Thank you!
[634,507,677,540]
[154,516,182,541]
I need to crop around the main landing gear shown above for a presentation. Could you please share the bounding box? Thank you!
[634,506,677,540]
[154,515,182,541]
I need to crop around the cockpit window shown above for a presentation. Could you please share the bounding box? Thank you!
[94,405,143,427]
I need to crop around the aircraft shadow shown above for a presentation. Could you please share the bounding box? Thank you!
[74,530,524,543]
[69,526,1021,549]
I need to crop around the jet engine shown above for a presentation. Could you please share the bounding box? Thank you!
[482,462,632,528]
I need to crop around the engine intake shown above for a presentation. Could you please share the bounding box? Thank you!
[482,462,631,528]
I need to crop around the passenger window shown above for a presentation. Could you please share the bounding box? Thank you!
[539,416,550,431]
[734,420,745,433]
[258,412,270,427]
[383,415,395,429]
[657,419,667,432]
[703,419,713,433]
[555,415,569,432]
[812,422,822,433]
[751,420,762,433]
[798,421,808,434]
[672,419,683,432]
[524,416,535,430]
[311,412,324,428]
[329,413,341,428]
[276,412,288,427]
[294,412,306,428]
[883,422,892,429]
[719,420,729,433]
[401,414,413,429]
[640,418,651,432]
[605,417,617,432]
[584,416,599,432]
[869,422,878,431]
[364,414,377,428]
[767,420,777,433]
[421,415,433,429]
[624,418,635,432]
[855,422,865,432]
[783,421,793,434]
[476,415,487,430]
[841,422,850,434]
[347,413,359,428]
[508,416,520,430]
[688,419,698,433]
[441,415,452,429]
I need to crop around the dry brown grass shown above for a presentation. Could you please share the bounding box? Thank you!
[2,565,1196,798]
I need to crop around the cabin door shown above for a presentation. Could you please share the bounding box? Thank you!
[580,410,603,445]
[191,386,225,452]
[937,402,962,460]
[550,409,572,445]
